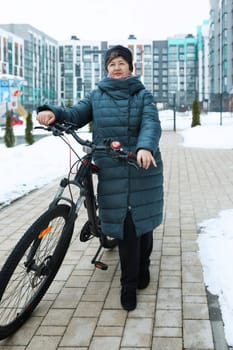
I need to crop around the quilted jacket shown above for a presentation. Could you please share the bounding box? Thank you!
[39,75,163,239]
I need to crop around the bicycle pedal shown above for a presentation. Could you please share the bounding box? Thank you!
[94,261,108,270]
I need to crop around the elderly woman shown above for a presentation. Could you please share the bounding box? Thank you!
[37,45,163,311]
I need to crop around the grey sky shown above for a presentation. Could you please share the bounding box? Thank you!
[1,0,210,41]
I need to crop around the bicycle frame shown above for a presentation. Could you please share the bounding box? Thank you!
[47,151,109,268]
[35,122,137,270]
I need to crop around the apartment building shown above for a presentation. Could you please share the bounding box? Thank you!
[0,28,24,78]
[152,40,168,107]
[209,0,233,111]
[57,37,155,105]
[0,27,24,119]
[197,20,210,110]
[0,24,58,111]
[0,22,212,114]
[166,34,197,110]
[58,40,112,104]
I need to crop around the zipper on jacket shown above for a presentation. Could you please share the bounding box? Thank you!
[127,97,131,211]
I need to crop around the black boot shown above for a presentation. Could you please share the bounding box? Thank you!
[137,268,150,289]
[121,286,137,311]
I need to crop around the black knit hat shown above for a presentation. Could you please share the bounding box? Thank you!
[105,45,133,72]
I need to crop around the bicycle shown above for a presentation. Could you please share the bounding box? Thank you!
[0,121,137,340]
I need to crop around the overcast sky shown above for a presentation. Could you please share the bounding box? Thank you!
[0,0,210,41]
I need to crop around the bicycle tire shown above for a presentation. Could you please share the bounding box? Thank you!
[0,204,75,340]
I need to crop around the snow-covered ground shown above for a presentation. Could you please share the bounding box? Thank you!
[0,116,90,207]
[0,110,233,345]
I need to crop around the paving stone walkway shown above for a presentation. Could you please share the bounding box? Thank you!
[0,130,233,349]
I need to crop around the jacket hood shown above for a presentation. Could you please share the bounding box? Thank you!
[97,75,145,99]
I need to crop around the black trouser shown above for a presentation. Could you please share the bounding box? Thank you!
[118,211,153,289]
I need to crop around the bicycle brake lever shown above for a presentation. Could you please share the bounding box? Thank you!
[47,125,64,136]
[34,125,63,136]
[34,126,47,130]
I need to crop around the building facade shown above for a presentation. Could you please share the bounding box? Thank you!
[209,0,233,111]
[197,20,210,110]
[2,18,225,115]
[0,24,58,111]
[152,40,168,107]
[58,40,107,104]
[167,34,197,110]
[0,27,25,120]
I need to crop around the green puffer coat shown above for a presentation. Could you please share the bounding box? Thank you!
[39,76,163,239]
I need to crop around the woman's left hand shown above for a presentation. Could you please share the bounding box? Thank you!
[137,149,157,169]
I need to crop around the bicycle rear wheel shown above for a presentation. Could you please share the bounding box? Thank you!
[0,204,75,340]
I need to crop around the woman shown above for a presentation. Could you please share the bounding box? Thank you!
[37,45,163,311]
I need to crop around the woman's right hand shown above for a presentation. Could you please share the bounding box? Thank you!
[36,110,56,126]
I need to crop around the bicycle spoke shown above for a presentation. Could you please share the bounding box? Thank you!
[0,262,40,321]
[0,203,74,339]
[0,216,65,326]
[0,269,32,324]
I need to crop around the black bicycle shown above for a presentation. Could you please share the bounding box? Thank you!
[0,121,137,340]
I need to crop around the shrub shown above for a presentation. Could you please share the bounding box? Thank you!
[4,110,15,147]
[25,111,34,145]
[191,98,201,127]
[66,99,73,107]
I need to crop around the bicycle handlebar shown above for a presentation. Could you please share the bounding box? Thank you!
[35,122,137,163]
[35,122,92,147]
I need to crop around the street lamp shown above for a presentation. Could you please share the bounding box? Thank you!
[173,92,176,132]
[220,92,223,126]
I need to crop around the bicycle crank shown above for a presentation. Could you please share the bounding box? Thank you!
[91,244,108,270]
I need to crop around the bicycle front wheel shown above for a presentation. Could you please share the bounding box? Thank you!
[0,204,75,340]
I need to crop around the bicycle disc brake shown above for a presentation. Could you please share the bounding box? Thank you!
[80,221,94,242]
[27,255,53,288]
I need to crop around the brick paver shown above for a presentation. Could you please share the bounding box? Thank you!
[0,130,233,349]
